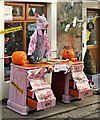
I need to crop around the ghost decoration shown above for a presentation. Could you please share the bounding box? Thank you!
[73,17,77,27]
[65,24,70,32]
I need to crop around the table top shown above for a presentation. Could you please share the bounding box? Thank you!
[11,59,83,69]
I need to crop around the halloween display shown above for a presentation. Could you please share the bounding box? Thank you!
[62,49,77,61]
[12,51,27,65]
[6,4,94,116]
[7,57,93,115]
[28,13,50,63]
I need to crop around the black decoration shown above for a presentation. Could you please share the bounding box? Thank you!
[28,52,38,64]
[87,22,94,31]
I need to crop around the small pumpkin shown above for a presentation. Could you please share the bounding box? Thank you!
[12,51,27,65]
[48,67,53,72]
[62,49,74,59]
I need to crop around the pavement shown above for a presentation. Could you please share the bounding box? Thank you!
[0,91,100,120]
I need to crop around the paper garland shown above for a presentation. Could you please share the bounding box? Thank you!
[64,15,100,32]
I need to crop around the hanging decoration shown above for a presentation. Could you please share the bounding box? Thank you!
[64,14,100,44]
[87,22,94,31]
[61,2,84,52]
[64,15,100,33]
[64,16,84,33]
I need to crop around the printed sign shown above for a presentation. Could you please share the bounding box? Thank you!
[11,81,23,94]
[4,5,12,21]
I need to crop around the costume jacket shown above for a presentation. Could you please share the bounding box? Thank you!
[28,29,50,59]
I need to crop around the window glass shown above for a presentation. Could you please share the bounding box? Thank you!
[28,7,43,17]
[12,6,22,17]
[26,22,37,53]
[4,23,23,81]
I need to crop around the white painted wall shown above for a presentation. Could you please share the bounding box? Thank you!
[0,1,4,100]
[82,1,100,61]
[99,1,100,7]
[47,3,57,58]
[4,0,57,3]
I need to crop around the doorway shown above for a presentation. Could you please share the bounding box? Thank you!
[87,9,100,73]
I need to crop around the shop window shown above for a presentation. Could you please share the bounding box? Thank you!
[26,4,46,20]
[4,2,47,81]
[26,22,37,53]
[4,22,24,81]
[4,2,25,20]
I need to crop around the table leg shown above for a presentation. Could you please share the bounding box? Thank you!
[62,72,71,103]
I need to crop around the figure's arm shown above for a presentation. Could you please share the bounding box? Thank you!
[28,31,37,55]
[44,33,50,59]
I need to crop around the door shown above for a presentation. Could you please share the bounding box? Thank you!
[87,9,100,73]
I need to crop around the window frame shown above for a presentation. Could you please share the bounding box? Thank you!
[26,3,47,20]
[4,2,47,81]
[4,2,25,21]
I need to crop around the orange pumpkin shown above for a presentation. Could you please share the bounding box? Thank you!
[12,51,27,65]
[62,49,74,59]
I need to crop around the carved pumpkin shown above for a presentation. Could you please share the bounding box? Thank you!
[12,51,27,65]
[62,49,74,59]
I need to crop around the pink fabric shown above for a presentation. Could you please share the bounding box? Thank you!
[72,71,90,91]
[30,80,51,92]
[27,67,56,102]
[35,89,55,101]
[27,68,47,80]
[28,29,50,59]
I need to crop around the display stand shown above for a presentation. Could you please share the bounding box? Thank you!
[7,64,56,115]
[7,61,93,115]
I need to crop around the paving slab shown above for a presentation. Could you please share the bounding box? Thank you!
[49,102,99,118]
[1,93,100,119]
[2,101,77,119]
[85,112,100,118]
[71,94,100,108]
